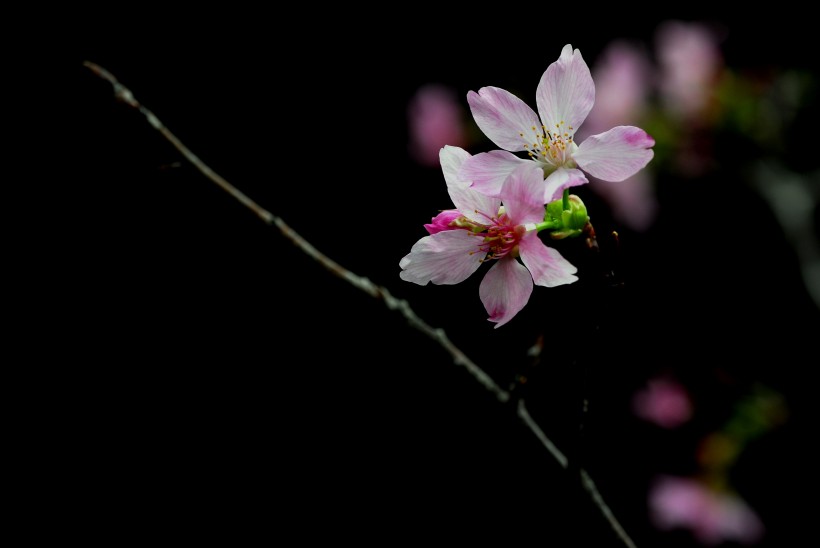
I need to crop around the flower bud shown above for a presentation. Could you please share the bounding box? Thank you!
[545,194,589,239]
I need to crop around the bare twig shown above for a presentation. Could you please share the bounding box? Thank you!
[83,60,508,402]
[518,400,637,548]
[84,60,636,547]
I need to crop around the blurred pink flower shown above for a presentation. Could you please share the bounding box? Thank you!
[656,21,724,177]
[586,41,652,129]
[579,41,657,231]
[656,20,723,120]
[650,476,764,545]
[632,377,692,429]
[407,84,467,167]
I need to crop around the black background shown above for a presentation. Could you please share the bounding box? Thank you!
[49,11,820,546]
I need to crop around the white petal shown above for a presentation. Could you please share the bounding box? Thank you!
[536,44,596,138]
[459,150,530,199]
[518,234,578,288]
[574,126,655,182]
[467,87,542,151]
[440,146,501,223]
[543,167,589,203]
[498,163,548,226]
[399,230,484,285]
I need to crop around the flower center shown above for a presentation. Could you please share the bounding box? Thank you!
[520,121,576,168]
[472,211,524,262]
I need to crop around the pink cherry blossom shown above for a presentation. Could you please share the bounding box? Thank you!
[460,44,655,204]
[650,476,764,545]
[400,146,577,328]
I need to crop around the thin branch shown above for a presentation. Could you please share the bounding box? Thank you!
[84,60,636,547]
[83,60,508,403]
[581,470,638,548]
[516,399,568,468]
[517,400,637,548]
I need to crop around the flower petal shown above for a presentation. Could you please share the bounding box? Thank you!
[424,209,462,235]
[574,126,655,182]
[536,44,596,136]
[467,87,542,152]
[440,144,472,187]
[543,167,588,203]
[399,230,484,285]
[498,163,548,225]
[440,146,500,223]
[479,257,533,328]
[459,150,529,198]
[518,234,578,287]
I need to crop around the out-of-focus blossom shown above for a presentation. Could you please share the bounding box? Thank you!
[655,21,725,177]
[632,377,692,429]
[580,41,658,231]
[459,44,655,203]
[400,146,577,328]
[586,41,652,128]
[650,476,764,545]
[407,84,467,167]
[656,20,723,121]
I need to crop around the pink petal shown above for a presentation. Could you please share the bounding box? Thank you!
[467,87,542,152]
[459,150,529,198]
[574,126,655,182]
[424,210,462,235]
[399,231,484,285]
[479,257,533,328]
[440,146,500,224]
[518,234,578,287]
[543,167,588,203]
[498,163,549,225]
[536,44,596,138]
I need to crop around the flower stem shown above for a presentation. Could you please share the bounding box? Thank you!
[534,220,561,232]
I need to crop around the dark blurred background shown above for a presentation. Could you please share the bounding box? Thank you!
[59,12,819,546]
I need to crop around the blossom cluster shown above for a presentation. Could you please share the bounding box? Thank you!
[400,44,655,327]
